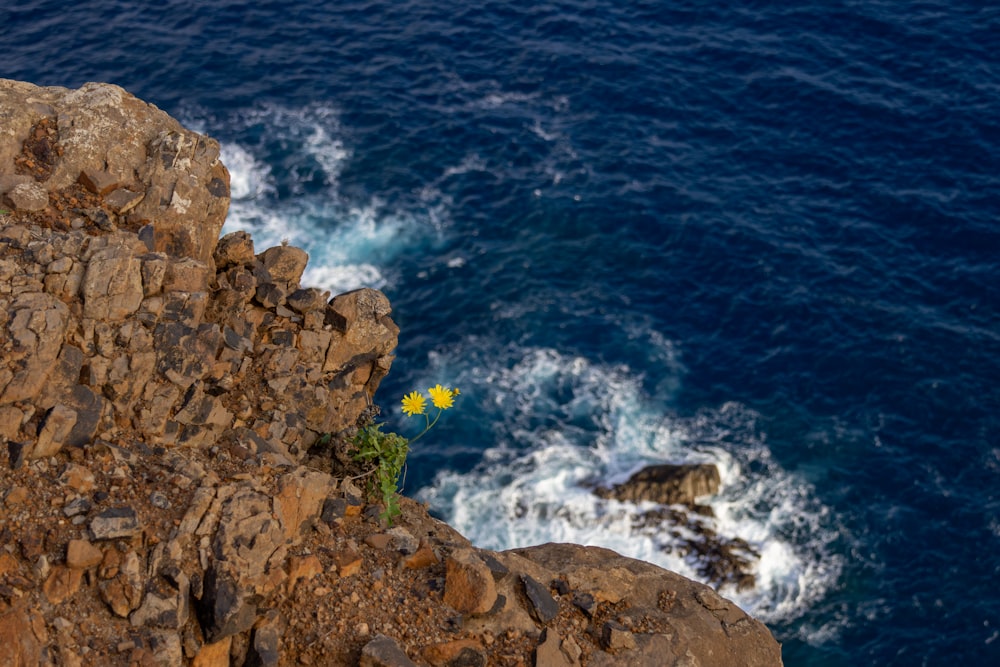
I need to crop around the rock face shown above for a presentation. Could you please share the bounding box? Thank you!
[0,80,782,666]
[0,215,397,460]
[0,79,230,265]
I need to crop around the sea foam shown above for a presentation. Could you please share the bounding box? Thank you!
[414,341,843,624]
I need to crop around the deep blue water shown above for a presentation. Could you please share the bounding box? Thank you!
[6,1,1000,664]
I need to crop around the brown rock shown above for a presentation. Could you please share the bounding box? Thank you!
[535,629,575,667]
[360,634,418,667]
[508,544,783,667]
[0,607,42,667]
[104,187,145,214]
[595,463,721,507]
[422,639,486,667]
[90,507,142,540]
[1,291,69,404]
[323,289,399,373]
[3,486,28,507]
[334,547,363,578]
[443,548,497,615]
[192,636,233,667]
[274,468,335,542]
[164,257,211,292]
[98,550,144,617]
[32,404,77,459]
[78,169,119,195]
[0,80,230,264]
[5,181,48,211]
[214,231,255,269]
[287,555,323,595]
[0,406,23,441]
[258,245,309,286]
[600,621,637,651]
[404,545,439,570]
[60,463,96,492]
[42,565,83,605]
[66,539,103,569]
[0,553,20,577]
[81,246,144,321]
[365,533,393,550]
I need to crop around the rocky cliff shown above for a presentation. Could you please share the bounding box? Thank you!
[0,80,782,666]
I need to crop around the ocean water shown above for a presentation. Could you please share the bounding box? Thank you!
[5,1,1000,664]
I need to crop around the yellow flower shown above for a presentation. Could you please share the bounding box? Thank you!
[401,391,427,416]
[428,384,455,409]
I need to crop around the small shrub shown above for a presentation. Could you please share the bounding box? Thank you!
[351,384,459,524]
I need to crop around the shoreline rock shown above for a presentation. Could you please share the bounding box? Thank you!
[0,79,782,666]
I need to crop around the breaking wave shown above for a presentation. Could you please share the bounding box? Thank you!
[414,342,843,624]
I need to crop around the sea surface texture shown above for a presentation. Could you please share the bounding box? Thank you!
[6,1,999,664]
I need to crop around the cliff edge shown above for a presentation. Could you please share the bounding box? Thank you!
[0,79,782,666]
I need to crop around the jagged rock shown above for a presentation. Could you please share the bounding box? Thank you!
[595,463,721,507]
[60,464,96,492]
[521,575,559,624]
[78,169,119,196]
[324,288,400,372]
[387,526,419,555]
[404,544,439,570]
[287,555,323,596]
[1,291,69,403]
[195,565,259,644]
[164,257,211,293]
[570,592,595,617]
[0,607,44,667]
[361,634,419,667]
[601,621,636,651]
[444,549,497,615]
[0,79,230,265]
[0,405,22,440]
[130,574,190,629]
[286,287,328,314]
[105,187,144,214]
[143,629,184,667]
[506,544,783,667]
[191,637,232,667]
[422,639,487,667]
[535,628,577,667]
[42,565,83,605]
[65,539,103,569]
[32,403,77,459]
[81,245,144,321]
[98,550,145,617]
[90,507,142,540]
[211,486,284,591]
[257,245,309,286]
[5,181,48,211]
[243,614,282,667]
[214,231,255,269]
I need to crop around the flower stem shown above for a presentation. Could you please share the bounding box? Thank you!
[409,408,443,444]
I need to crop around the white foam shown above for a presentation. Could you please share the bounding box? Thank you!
[220,143,273,200]
[199,103,451,294]
[415,342,842,624]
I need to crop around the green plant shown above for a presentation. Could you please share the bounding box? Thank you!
[351,384,459,525]
[352,421,409,524]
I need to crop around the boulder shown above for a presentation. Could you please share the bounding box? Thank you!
[0,79,230,265]
[506,543,782,667]
[595,463,721,506]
